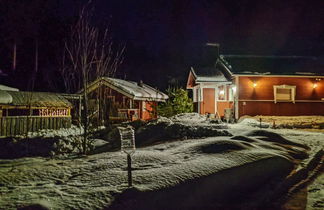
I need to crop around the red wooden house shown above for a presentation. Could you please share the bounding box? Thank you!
[187,44,324,119]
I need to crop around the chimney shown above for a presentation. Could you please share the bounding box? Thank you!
[201,43,220,67]
[138,80,144,87]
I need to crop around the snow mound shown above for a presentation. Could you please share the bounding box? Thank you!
[0,131,310,210]
[244,130,309,149]
[170,113,208,124]
[27,125,84,139]
[108,134,309,210]
[135,116,230,146]
[103,114,230,147]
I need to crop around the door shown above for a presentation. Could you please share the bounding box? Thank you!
[202,88,215,114]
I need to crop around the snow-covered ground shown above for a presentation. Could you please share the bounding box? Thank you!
[0,115,323,209]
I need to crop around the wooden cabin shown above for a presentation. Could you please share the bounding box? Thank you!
[0,85,72,137]
[187,44,324,119]
[80,77,168,125]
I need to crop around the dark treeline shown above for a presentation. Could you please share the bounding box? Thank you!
[0,0,323,92]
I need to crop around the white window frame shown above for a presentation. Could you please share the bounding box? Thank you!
[273,85,296,103]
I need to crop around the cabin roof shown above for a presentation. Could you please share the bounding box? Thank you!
[1,91,72,108]
[220,55,324,76]
[84,77,169,101]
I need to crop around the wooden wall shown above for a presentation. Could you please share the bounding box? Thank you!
[141,101,157,120]
[0,116,72,137]
[238,76,324,117]
[238,76,324,100]
[239,101,324,116]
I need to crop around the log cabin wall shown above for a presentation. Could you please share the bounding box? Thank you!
[237,76,324,117]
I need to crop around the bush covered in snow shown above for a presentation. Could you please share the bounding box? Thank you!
[102,113,231,147]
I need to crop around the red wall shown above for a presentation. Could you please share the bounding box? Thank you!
[238,76,324,100]
[217,102,233,117]
[141,101,157,120]
[238,76,324,117]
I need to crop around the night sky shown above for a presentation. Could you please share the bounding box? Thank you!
[0,0,324,91]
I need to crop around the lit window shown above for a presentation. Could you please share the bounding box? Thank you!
[273,85,296,103]
[218,85,226,100]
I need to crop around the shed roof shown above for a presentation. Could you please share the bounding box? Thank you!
[2,91,72,108]
[0,84,19,91]
[0,90,13,104]
[220,55,324,76]
[84,77,169,101]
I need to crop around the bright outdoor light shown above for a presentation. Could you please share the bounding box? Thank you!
[219,90,225,95]
[232,86,237,93]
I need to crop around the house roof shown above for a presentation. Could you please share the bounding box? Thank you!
[1,91,72,108]
[190,66,229,82]
[220,55,324,76]
[84,77,169,101]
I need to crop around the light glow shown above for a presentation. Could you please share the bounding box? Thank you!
[232,86,237,93]
[313,83,318,89]
[219,90,225,95]
[253,83,257,88]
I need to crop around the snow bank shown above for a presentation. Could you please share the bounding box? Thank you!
[103,113,230,147]
[0,130,310,209]
[26,125,84,139]
[108,132,308,209]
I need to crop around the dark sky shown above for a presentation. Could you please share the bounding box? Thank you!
[1,0,324,91]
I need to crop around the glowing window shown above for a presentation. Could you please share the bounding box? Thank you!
[273,85,296,103]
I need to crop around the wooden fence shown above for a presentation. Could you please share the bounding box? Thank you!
[0,116,72,137]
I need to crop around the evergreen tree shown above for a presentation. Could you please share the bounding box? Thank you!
[157,87,193,117]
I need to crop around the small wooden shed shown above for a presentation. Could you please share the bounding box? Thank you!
[80,77,168,125]
[0,86,72,137]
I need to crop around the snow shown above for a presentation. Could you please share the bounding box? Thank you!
[0,115,323,209]
[0,84,19,91]
[26,125,84,139]
[0,90,13,104]
[104,77,168,101]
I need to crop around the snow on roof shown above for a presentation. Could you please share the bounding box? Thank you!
[2,91,73,108]
[86,77,168,101]
[220,55,324,76]
[0,90,13,104]
[0,84,19,91]
[191,66,230,82]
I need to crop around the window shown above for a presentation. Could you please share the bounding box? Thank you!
[273,85,296,103]
[228,86,235,101]
[218,85,226,101]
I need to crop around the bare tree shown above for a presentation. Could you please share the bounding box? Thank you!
[61,2,125,154]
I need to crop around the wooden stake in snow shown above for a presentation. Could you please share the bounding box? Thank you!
[118,126,136,187]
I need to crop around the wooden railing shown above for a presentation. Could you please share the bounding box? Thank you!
[0,116,72,137]
[109,109,140,122]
